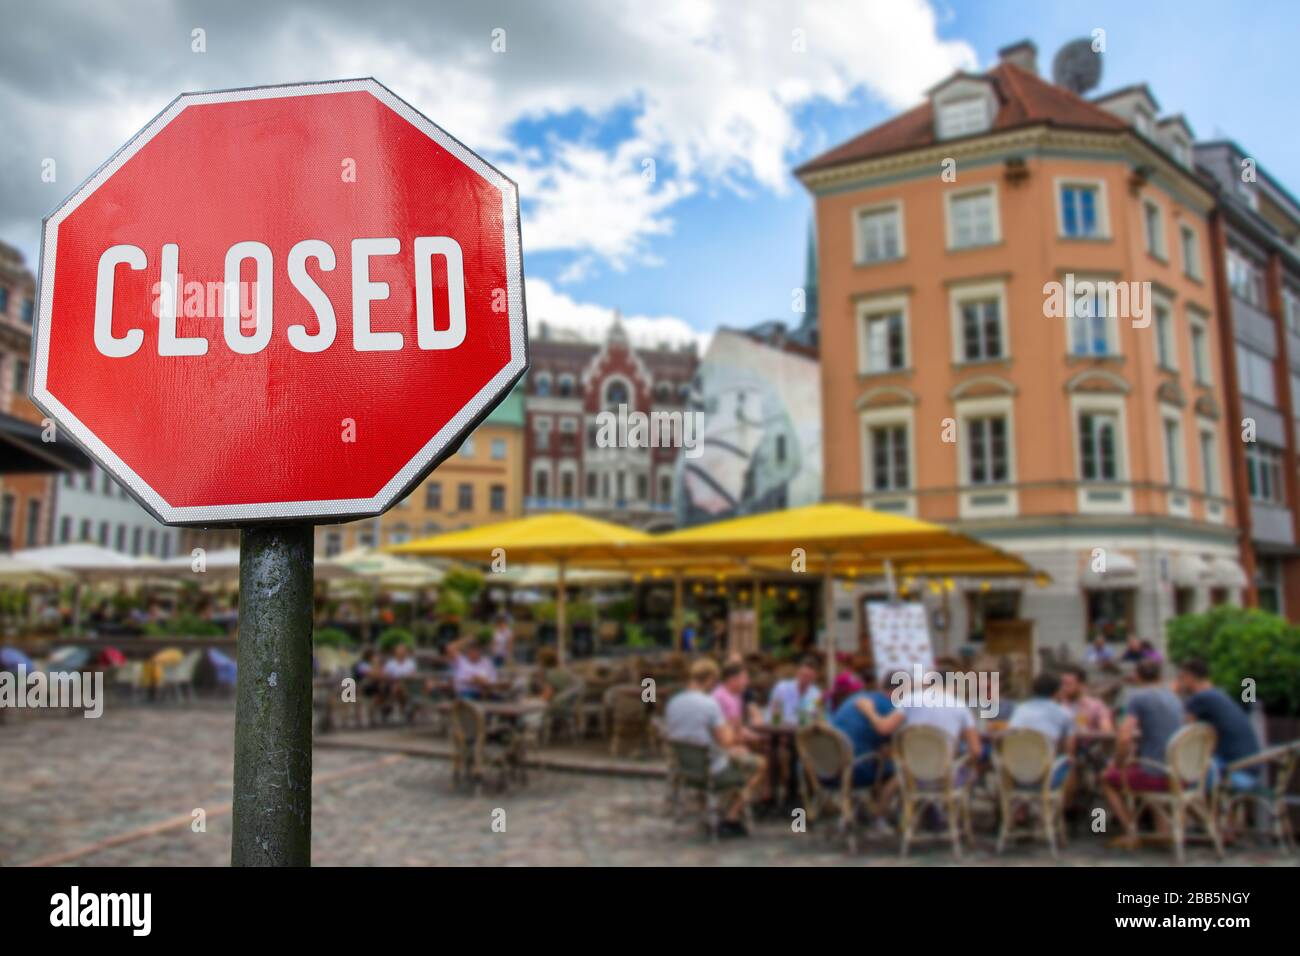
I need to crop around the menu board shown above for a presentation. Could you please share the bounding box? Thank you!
[866,601,933,683]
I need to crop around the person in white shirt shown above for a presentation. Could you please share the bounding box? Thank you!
[378,642,418,715]
[490,613,513,667]
[448,635,498,699]
[764,656,822,726]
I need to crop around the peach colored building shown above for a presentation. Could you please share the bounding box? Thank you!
[797,42,1244,654]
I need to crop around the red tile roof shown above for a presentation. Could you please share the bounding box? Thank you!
[797,63,1129,177]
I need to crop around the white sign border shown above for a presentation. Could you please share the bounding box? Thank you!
[31,78,527,527]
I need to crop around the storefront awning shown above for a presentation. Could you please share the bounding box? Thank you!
[1208,556,1248,589]
[1079,549,1138,589]
[1171,553,1211,587]
[0,411,90,473]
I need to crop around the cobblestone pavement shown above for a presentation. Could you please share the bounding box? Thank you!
[1,706,1290,866]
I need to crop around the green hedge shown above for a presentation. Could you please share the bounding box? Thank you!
[377,627,416,652]
[1166,605,1300,717]
[314,627,356,649]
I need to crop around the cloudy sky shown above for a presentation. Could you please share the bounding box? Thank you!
[2,0,1295,348]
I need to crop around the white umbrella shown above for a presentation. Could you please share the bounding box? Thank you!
[0,554,73,585]
[156,547,358,581]
[334,547,443,588]
[14,543,153,579]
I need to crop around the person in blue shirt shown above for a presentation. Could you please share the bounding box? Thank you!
[831,674,906,787]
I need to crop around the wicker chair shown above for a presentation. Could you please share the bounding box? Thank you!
[1215,740,1300,854]
[449,698,515,794]
[111,661,145,703]
[993,728,1072,857]
[795,722,886,853]
[896,724,975,858]
[159,651,202,703]
[1121,723,1224,862]
[666,740,748,841]
[605,683,653,757]
[540,679,584,745]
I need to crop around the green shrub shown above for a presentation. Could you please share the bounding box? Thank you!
[377,627,415,652]
[314,627,356,649]
[1166,605,1300,717]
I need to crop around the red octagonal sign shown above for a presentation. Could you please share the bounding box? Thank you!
[31,79,527,526]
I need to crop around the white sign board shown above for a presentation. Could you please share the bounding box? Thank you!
[866,601,933,683]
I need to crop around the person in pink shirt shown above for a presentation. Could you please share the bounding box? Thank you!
[712,662,761,743]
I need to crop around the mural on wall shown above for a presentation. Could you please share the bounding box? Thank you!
[675,328,821,526]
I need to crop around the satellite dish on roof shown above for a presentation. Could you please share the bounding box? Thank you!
[1052,39,1102,96]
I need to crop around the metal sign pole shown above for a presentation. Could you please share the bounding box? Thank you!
[231,524,315,866]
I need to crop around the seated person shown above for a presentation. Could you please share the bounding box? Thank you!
[447,635,498,699]
[1175,658,1261,789]
[665,659,766,836]
[1119,636,1146,664]
[894,674,983,764]
[1008,672,1076,789]
[1084,635,1114,666]
[825,671,864,719]
[765,656,822,726]
[1101,659,1185,848]
[535,646,575,702]
[382,643,418,711]
[831,674,905,788]
[353,648,382,699]
[1057,665,1115,734]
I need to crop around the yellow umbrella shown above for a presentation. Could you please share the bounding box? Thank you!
[390,514,667,665]
[653,503,1036,680]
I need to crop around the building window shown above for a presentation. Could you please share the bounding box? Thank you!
[161,536,171,559]
[1070,288,1113,356]
[1246,444,1285,504]
[101,472,113,495]
[659,472,672,504]
[98,522,109,547]
[59,515,72,543]
[457,483,474,511]
[534,469,549,500]
[615,471,626,503]
[425,482,442,510]
[79,518,91,541]
[490,484,506,512]
[636,473,648,500]
[24,500,40,547]
[1154,302,1175,370]
[130,527,142,556]
[774,434,787,465]
[855,205,902,264]
[147,529,158,556]
[1142,200,1165,259]
[534,373,552,397]
[1237,345,1276,405]
[560,471,575,501]
[868,425,909,491]
[1200,430,1218,496]
[947,188,998,249]
[1078,412,1119,482]
[587,472,598,498]
[1163,417,1184,487]
[0,287,8,313]
[490,438,506,460]
[557,374,574,397]
[534,418,551,451]
[937,97,989,139]
[13,359,28,394]
[1180,225,1201,280]
[325,531,342,557]
[959,297,1003,362]
[459,437,475,459]
[20,299,33,325]
[1190,321,1211,384]
[861,310,906,373]
[0,494,13,547]
[83,469,94,491]
[604,380,629,410]
[1227,248,1265,307]
[967,416,1009,485]
[1059,183,1103,239]
[115,524,126,552]
[1284,289,1300,336]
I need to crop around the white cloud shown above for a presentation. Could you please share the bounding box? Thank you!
[0,0,975,276]
[525,276,708,353]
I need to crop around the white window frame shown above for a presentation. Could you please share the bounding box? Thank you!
[944,184,1001,250]
[936,96,990,139]
[1283,288,1300,336]
[948,279,1009,364]
[1180,224,1201,280]
[1198,425,1220,499]
[955,395,1017,519]
[531,463,553,501]
[1188,309,1212,386]
[1055,177,1111,240]
[1153,294,1177,371]
[1064,274,1123,358]
[856,292,910,376]
[1069,392,1133,515]
[1142,199,1166,259]
[1162,409,1192,518]
[853,200,905,265]
[858,405,916,516]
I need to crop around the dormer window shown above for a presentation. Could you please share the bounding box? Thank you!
[1134,107,1155,139]
[1168,137,1190,168]
[937,97,990,139]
